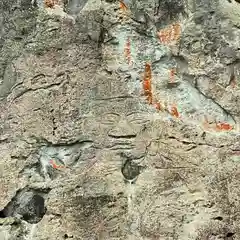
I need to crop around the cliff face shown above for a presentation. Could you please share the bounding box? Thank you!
[0,0,240,239]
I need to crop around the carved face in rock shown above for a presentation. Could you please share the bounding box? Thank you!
[83,98,156,159]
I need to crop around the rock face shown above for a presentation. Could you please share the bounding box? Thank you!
[0,0,240,239]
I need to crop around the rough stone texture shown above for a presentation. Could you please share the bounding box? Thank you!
[0,0,240,239]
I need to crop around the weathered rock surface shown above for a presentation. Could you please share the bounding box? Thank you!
[0,0,240,239]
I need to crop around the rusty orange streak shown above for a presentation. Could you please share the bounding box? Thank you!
[172,23,181,41]
[153,101,163,111]
[119,0,127,11]
[124,37,131,65]
[169,68,176,83]
[141,63,165,112]
[157,22,181,44]
[170,105,180,118]
[143,63,153,104]
[44,0,55,8]
[203,116,234,132]
[49,159,65,169]
[215,122,233,131]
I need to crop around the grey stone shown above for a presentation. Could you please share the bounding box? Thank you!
[0,0,240,239]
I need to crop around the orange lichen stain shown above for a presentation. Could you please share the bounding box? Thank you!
[141,64,170,114]
[169,68,176,83]
[142,62,153,104]
[157,22,181,45]
[119,0,128,11]
[172,22,181,41]
[144,62,152,81]
[49,159,65,169]
[44,0,55,8]
[153,100,164,111]
[119,1,130,24]
[147,93,153,105]
[203,116,234,132]
[215,122,233,131]
[170,104,180,118]
[44,0,60,8]
[124,37,131,65]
